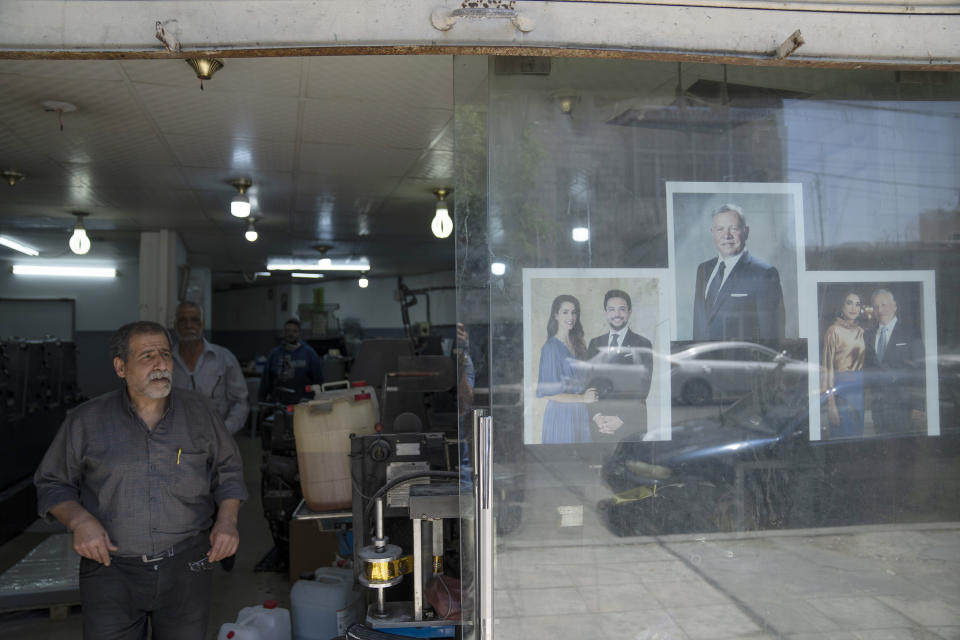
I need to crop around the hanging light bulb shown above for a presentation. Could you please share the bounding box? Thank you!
[313,244,334,267]
[431,188,453,239]
[230,179,252,218]
[245,218,258,242]
[358,277,369,288]
[69,212,91,255]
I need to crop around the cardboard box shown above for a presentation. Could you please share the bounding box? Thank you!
[289,518,340,583]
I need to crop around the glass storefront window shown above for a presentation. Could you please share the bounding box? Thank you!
[456,57,960,639]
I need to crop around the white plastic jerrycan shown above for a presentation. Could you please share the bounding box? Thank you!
[218,599,292,640]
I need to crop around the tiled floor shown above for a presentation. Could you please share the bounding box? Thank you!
[2,437,959,640]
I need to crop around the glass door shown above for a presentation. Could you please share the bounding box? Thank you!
[455,55,960,640]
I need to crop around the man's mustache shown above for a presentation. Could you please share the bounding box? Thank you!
[148,370,172,383]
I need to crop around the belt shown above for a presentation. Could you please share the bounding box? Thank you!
[116,533,204,564]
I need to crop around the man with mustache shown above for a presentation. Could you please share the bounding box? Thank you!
[692,204,785,342]
[34,321,247,639]
[172,301,249,435]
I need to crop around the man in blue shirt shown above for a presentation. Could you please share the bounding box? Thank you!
[258,317,324,402]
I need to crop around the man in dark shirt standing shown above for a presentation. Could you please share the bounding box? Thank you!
[34,321,248,639]
[258,317,324,402]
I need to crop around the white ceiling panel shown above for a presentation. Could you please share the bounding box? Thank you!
[136,83,300,142]
[166,134,297,172]
[301,101,451,149]
[304,56,453,109]
[407,150,454,180]
[0,60,126,81]
[29,131,178,168]
[68,164,191,191]
[299,143,421,177]
[0,74,154,139]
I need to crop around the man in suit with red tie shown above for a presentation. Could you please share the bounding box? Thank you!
[864,288,925,434]
[692,204,785,343]
[585,290,653,442]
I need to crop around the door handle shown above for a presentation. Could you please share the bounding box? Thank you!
[472,408,494,640]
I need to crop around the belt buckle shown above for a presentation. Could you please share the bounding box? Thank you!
[140,550,171,563]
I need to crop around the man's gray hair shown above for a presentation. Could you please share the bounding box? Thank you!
[871,288,896,304]
[711,203,747,228]
[176,300,204,322]
[110,321,171,361]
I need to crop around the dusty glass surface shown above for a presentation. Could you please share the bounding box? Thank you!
[455,57,960,639]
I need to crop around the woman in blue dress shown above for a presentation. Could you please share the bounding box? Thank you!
[536,295,599,443]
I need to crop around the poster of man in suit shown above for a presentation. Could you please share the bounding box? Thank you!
[667,183,805,343]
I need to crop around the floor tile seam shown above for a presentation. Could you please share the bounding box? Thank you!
[497,522,960,552]
[654,534,787,638]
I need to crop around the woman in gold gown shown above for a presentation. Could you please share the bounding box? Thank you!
[821,291,865,437]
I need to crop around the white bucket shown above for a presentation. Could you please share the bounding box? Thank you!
[291,567,362,640]
[218,600,292,640]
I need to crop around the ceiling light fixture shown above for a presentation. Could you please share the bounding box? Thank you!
[267,261,370,272]
[2,170,25,186]
[68,212,91,255]
[431,188,453,239]
[13,265,116,278]
[572,227,589,242]
[0,235,39,256]
[291,272,323,279]
[185,58,224,90]
[491,262,506,276]
[41,100,77,131]
[315,244,333,267]
[230,179,252,218]
[358,276,369,288]
[245,218,258,242]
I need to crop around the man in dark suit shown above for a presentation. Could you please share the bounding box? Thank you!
[585,290,653,442]
[692,204,785,342]
[864,289,925,435]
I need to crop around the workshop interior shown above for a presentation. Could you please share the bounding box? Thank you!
[1,51,960,640]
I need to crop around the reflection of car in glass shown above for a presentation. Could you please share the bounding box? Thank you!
[670,342,808,406]
[599,367,960,537]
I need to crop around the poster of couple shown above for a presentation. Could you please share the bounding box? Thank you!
[522,269,673,444]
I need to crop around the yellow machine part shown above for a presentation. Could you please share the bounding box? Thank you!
[364,555,415,582]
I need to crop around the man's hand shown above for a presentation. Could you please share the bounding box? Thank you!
[50,501,117,566]
[598,415,625,434]
[208,498,241,562]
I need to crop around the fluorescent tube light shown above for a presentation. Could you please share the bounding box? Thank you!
[291,272,323,279]
[0,236,39,256]
[13,265,116,278]
[267,261,370,272]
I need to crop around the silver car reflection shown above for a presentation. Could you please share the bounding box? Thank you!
[671,342,808,406]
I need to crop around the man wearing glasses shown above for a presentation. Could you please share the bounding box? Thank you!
[692,204,785,342]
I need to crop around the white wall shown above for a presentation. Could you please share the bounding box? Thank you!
[0,258,140,332]
[211,271,457,332]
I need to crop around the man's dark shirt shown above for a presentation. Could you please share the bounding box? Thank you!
[34,387,247,557]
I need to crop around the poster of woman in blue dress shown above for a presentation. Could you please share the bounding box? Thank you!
[536,294,599,443]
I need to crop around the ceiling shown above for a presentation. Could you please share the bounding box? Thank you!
[0,55,459,287]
